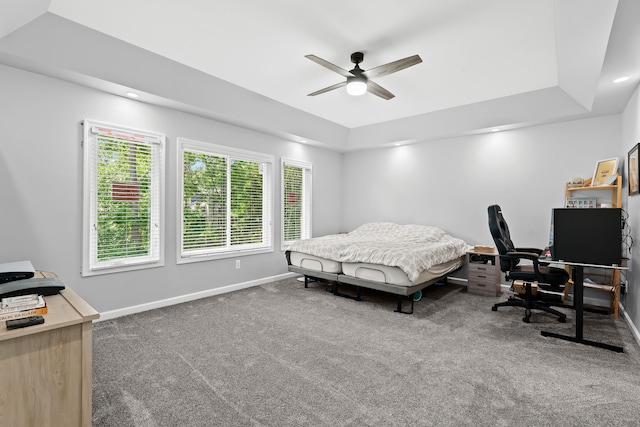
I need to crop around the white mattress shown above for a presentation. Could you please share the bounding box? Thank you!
[342,256,463,287]
[289,251,342,273]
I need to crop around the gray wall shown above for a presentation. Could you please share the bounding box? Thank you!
[0,64,342,313]
[341,115,621,247]
[621,83,640,335]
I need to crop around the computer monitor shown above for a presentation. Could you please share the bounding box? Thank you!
[551,208,622,266]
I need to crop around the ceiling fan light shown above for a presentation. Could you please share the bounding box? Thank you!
[346,78,367,96]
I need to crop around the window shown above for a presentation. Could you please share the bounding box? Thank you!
[178,138,273,262]
[281,158,312,248]
[82,120,165,276]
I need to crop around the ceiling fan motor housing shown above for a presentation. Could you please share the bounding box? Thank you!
[351,52,364,64]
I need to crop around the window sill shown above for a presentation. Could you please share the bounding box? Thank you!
[177,247,273,264]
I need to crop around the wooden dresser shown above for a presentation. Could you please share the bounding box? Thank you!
[0,273,99,427]
[467,250,502,296]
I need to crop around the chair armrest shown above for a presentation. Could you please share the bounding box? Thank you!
[501,251,543,273]
[511,248,550,266]
[514,247,543,256]
[502,251,540,262]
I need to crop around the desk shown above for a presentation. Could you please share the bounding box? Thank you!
[0,273,99,427]
[540,259,627,352]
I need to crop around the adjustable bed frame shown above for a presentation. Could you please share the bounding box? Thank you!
[286,252,457,314]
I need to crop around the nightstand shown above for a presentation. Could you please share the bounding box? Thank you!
[467,250,501,296]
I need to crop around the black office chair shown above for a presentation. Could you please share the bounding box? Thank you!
[487,205,568,323]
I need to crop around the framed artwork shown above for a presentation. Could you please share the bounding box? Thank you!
[629,144,639,196]
[591,157,619,186]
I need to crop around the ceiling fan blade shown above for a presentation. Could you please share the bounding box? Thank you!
[363,55,422,79]
[367,81,395,100]
[308,81,347,96]
[305,54,353,78]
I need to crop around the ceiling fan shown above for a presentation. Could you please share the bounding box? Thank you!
[305,51,422,100]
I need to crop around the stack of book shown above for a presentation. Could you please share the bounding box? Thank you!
[0,293,48,322]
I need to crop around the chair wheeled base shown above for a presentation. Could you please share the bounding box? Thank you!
[492,281,566,323]
[492,296,567,323]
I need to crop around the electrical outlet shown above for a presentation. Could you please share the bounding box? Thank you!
[235,260,241,269]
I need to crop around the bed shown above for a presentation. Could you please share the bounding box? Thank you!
[285,222,469,313]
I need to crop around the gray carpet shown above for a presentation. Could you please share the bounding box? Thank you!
[92,278,640,426]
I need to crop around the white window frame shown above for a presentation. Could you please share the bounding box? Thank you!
[281,158,312,250]
[82,120,165,276]
[177,138,274,263]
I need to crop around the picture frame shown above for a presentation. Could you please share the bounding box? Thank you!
[629,144,640,196]
[591,157,619,186]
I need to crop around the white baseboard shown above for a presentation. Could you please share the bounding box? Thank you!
[620,303,640,349]
[96,272,297,322]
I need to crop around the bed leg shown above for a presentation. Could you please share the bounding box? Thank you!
[326,283,362,301]
[394,295,414,314]
[304,276,309,288]
[326,282,338,295]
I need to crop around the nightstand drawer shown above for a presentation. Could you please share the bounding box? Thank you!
[467,280,500,296]
[469,266,498,280]
[468,264,496,277]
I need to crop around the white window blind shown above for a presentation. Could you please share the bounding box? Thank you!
[282,158,312,248]
[178,138,273,262]
[82,121,165,276]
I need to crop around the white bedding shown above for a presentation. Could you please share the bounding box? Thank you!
[286,222,468,282]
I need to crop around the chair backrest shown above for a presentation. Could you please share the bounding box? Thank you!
[487,205,518,272]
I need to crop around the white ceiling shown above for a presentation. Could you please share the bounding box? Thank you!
[1,0,639,151]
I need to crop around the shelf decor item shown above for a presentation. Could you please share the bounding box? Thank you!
[566,176,584,188]
[628,144,639,196]
[565,197,596,208]
[591,157,619,186]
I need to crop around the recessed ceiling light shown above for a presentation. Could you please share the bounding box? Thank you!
[613,76,631,83]
[490,128,501,132]
[125,92,139,98]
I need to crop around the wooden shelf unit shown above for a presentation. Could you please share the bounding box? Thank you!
[565,175,622,208]
[563,174,621,317]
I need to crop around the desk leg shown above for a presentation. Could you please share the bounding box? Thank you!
[574,265,584,341]
[541,266,623,353]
